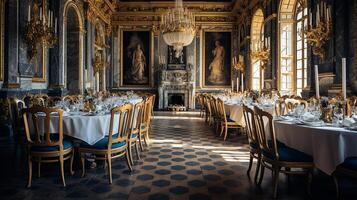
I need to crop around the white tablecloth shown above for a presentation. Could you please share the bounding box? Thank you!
[274,121,357,175]
[224,104,275,127]
[38,113,120,145]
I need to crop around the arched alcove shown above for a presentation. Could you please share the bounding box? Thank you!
[63,1,84,94]
[250,9,264,90]
[93,21,107,92]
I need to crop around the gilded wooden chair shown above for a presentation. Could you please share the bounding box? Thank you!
[22,106,74,187]
[209,97,220,130]
[48,96,63,107]
[197,94,206,118]
[275,99,286,116]
[346,96,357,117]
[332,157,357,199]
[128,101,145,165]
[243,105,261,184]
[217,99,241,141]
[79,104,133,184]
[204,95,212,124]
[139,96,154,151]
[254,106,314,198]
[23,93,34,108]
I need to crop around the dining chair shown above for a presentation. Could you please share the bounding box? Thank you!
[8,97,27,161]
[217,99,241,141]
[197,94,206,118]
[346,96,357,117]
[139,96,154,151]
[254,106,314,198]
[209,97,220,130]
[275,99,286,116]
[128,101,144,165]
[243,105,261,184]
[204,95,212,124]
[332,157,357,199]
[22,106,74,187]
[79,104,133,184]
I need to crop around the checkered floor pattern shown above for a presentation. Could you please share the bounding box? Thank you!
[0,111,355,199]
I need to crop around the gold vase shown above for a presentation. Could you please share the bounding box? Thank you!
[321,107,333,123]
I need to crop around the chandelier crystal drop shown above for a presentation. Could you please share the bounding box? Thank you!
[160,0,196,58]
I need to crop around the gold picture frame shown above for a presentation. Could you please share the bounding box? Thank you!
[32,43,47,82]
[202,29,233,88]
[120,29,154,88]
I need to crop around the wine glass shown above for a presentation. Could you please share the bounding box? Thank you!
[333,107,344,123]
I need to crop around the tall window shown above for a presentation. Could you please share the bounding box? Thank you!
[279,0,308,96]
[251,9,264,91]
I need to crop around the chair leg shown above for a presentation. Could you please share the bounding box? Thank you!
[59,155,66,187]
[223,125,228,141]
[258,164,265,186]
[125,150,133,172]
[307,170,313,197]
[80,153,85,178]
[333,173,339,199]
[69,150,75,175]
[247,154,253,177]
[128,142,134,166]
[254,156,261,185]
[107,153,112,184]
[273,166,280,199]
[139,134,145,151]
[220,125,224,136]
[27,155,33,188]
[38,157,41,178]
[135,142,141,160]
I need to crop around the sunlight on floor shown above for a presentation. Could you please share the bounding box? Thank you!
[153,116,203,120]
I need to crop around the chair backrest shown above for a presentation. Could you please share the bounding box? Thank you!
[48,96,63,107]
[142,95,153,125]
[209,97,219,117]
[347,96,357,117]
[108,104,133,149]
[131,101,145,137]
[275,99,286,116]
[8,97,26,129]
[217,98,227,122]
[204,95,212,117]
[243,105,258,146]
[22,106,65,150]
[254,106,279,160]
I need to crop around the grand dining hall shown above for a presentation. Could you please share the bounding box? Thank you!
[1,0,357,199]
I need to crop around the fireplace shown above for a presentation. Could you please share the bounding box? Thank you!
[168,93,185,106]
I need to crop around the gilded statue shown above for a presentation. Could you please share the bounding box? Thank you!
[208,40,225,83]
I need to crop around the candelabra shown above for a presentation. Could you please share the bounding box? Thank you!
[233,55,245,72]
[300,1,332,60]
[25,0,57,63]
[251,37,270,70]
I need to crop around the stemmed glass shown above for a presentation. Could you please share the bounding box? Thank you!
[333,106,344,126]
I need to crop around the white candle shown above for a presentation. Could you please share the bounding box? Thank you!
[231,80,234,91]
[55,18,57,33]
[316,6,320,24]
[342,58,347,100]
[236,77,239,92]
[314,65,320,99]
[28,5,31,22]
[241,73,244,92]
[40,8,42,20]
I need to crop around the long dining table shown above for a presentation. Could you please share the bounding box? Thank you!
[224,103,357,175]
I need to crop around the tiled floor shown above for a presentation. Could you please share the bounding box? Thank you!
[0,111,356,199]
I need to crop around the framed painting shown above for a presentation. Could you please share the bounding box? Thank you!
[167,46,186,70]
[202,30,232,88]
[32,44,47,82]
[120,30,153,87]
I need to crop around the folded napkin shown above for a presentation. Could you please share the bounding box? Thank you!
[301,112,317,122]
[342,118,357,127]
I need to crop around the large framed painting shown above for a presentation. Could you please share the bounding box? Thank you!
[120,30,153,87]
[202,30,232,88]
[32,45,47,82]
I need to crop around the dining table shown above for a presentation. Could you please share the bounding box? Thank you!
[35,96,143,145]
[224,101,357,175]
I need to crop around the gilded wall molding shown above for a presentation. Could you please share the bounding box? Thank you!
[84,0,114,26]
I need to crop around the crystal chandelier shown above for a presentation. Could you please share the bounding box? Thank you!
[160,0,195,58]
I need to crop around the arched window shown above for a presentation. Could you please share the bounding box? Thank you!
[278,0,308,96]
[250,9,264,91]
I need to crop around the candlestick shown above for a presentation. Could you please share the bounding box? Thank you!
[40,8,42,20]
[28,5,31,22]
[236,77,239,92]
[55,18,57,34]
[342,58,347,100]
[314,65,320,99]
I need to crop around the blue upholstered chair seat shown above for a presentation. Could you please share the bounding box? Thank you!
[341,157,357,171]
[31,134,73,152]
[140,124,147,130]
[131,133,137,138]
[263,146,312,162]
[80,135,127,150]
